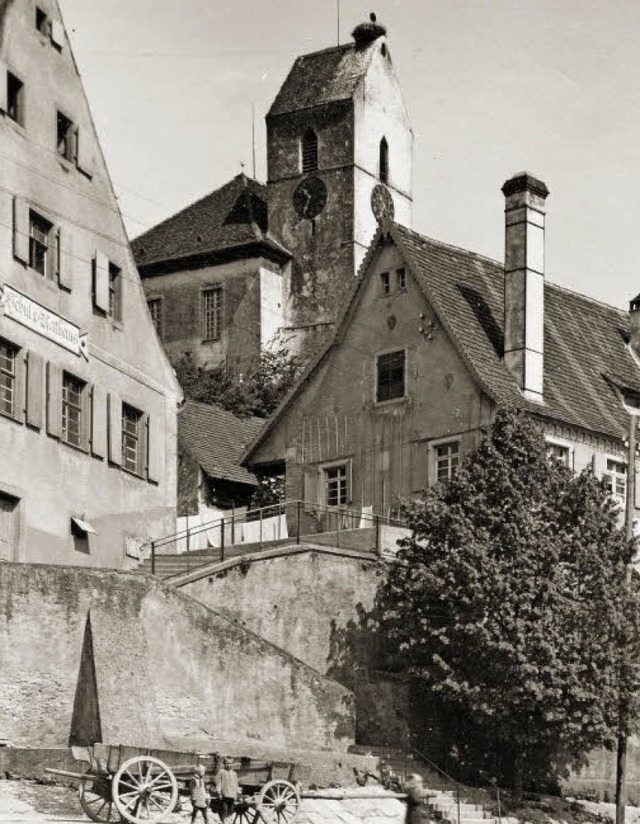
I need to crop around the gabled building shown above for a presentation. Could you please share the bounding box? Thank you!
[0,0,180,566]
[243,173,640,521]
[133,16,412,364]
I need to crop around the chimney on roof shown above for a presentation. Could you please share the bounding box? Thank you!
[629,295,640,359]
[501,172,549,402]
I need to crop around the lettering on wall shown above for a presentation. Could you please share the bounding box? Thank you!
[0,284,88,358]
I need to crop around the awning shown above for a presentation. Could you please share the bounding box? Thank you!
[71,517,97,535]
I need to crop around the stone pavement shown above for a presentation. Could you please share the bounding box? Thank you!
[0,780,406,824]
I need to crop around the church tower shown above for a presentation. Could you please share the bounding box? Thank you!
[266,15,413,343]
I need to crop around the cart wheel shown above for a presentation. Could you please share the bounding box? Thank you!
[112,755,178,824]
[233,798,260,824]
[79,771,121,823]
[258,780,301,824]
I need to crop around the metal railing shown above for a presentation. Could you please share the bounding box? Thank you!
[141,500,409,578]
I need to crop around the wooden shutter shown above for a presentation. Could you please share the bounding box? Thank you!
[412,442,428,492]
[94,250,109,311]
[91,384,107,458]
[13,350,26,424]
[0,60,7,112]
[13,197,29,264]
[50,19,64,48]
[146,413,162,483]
[593,451,607,480]
[76,127,92,176]
[58,227,73,290]
[46,362,62,438]
[303,465,320,506]
[26,352,44,429]
[107,392,122,465]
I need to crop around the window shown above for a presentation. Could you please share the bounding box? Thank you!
[396,267,406,292]
[325,464,348,507]
[546,442,571,467]
[604,459,626,503]
[56,110,75,161]
[35,6,48,34]
[61,373,85,448]
[0,340,17,418]
[379,137,389,184]
[122,404,143,475]
[7,72,24,126]
[202,286,222,341]
[29,210,53,277]
[108,263,122,322]
[301,128,318,174]
[376,350,405,403]
[380,271,390,295]
[147,298,163,338]
[435,441,460,482]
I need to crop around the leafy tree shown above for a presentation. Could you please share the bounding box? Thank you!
[173,342,305,419]
[375,406,640,794]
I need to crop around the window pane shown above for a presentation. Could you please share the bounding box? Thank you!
[29,212,51,277]
[376,351,405,402]
[121,404,142,473]
[62,373,84,447]
[147,299,162,337]
[202,287,222,341]
[436,442,459,482]
[325,465,347,506]
[0,341,16,417]
[108,264,122,321]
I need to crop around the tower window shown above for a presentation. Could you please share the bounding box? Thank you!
[57,110,75,162]
[379,137,389,184]
[301,128,318,174]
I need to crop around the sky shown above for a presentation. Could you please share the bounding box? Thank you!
[58,0,640,310]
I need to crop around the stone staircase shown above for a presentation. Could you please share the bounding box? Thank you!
[354,747,512,824]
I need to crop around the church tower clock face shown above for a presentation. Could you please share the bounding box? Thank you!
[293,176,327,220]
[371,184,395,222]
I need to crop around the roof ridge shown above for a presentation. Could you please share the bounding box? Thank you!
[545,279,628,316]
[131,174,264,246]
[294,42,354,61]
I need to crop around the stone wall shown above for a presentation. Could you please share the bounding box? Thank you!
[0,562,354,753]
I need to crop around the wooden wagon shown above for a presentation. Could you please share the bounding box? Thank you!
[45,744,301,824]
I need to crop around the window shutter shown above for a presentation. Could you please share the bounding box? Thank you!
[146,413,162,483]
[13,350,26,424]
[347,459,353,504]
[91,384,107,458]
[81,383,91,451]
[107,392,122,465]
[13,197,29,264]
[46,362,62,438]
[303,465,320,506]
[75,127,92,176]
[0,60,7,112]
[46,228,57,281]
[26,351,44,429]
[94,250,109,311]
[593,451,607,480]
[50,19,64,48]
[635,463,640,510]
[412,443,428,492]
[58,227,73,290]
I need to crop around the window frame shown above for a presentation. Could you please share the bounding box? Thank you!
[396,267,406,292]
[107,262,123,323]
[375,348,406,405]
[379,136,389,184]
[322,460,350,508]
[147,296,164,339]
[301,127,318,174]
[56,109,75,163]
[0,338,18,421]
[545,436,574,470]
[28,209,55,279]
[7,71,25,127]
[61,371,88,451]
[603,456,627,505]
[201,284,223,342]
[379,271,390,296]
[431,439,461,484]
[121,402,145,477]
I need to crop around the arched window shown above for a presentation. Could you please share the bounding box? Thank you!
[301,128,318,174]
[379,137,389,184]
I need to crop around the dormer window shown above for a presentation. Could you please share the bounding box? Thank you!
[301,128,318,174]
[379,137,389,184]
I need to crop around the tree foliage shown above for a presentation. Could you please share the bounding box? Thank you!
[375,407,640,792]
[173,343,305,419]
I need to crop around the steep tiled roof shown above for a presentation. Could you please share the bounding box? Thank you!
[244,222,639,462]
[179,400,263,486]
[268,41,377,117]
[131,174,289,270]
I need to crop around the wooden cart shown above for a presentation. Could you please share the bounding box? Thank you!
[45,745,301,824]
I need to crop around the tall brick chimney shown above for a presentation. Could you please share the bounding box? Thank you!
[501,172,549,402]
